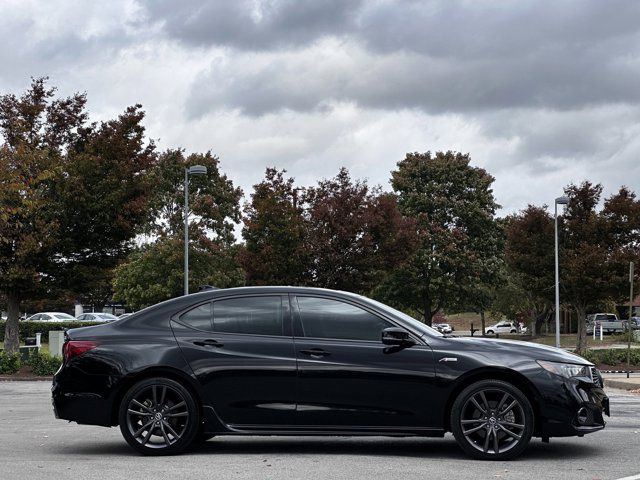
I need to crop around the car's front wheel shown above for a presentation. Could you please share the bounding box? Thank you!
[486,330,494,335]
[451,379,534,460]
[119,377,200,455]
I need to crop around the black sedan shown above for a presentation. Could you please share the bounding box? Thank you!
[52,287,608,460]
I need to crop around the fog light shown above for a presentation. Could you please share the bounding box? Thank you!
[577,407,589,425]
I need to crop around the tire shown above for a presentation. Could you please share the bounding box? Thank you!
[510,329,517,334]
[486,330,494,335]
[451,379,534,460]
[119,377,200,455]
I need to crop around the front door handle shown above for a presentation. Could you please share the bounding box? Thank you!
[299,348,331,357]
[193,339,224,348]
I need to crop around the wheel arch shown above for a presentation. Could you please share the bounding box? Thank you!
[442,367,543,435]
[109,366,205,426]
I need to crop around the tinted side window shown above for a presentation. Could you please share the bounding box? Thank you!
[296,297,392,341]
[180,303,213,331]
[213,296,283,336]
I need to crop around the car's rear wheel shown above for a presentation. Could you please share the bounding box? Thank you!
[451,379,533,460]
[119,377,199,455]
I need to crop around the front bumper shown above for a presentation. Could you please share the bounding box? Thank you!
[536,370,609,438]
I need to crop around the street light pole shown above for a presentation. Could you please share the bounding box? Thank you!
[183,165,208,295]
[554,196,569,348]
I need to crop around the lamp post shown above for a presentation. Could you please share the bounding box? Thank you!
[184,165,208,295]
[554,196,569,348]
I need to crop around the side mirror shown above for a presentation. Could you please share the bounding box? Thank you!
[381,327,415,346]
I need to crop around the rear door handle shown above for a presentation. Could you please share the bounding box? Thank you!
[193,339,224,348]
[299,348,331,357]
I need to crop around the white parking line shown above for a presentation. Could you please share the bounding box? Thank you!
[615,474,640,480]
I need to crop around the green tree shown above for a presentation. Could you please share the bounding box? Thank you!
[113,237,245,310]
[147,149,242,243]
[113,148,244,308]
[304,168,416,293]
[562,182,640,353]
[384,151,501,325]
[503,205,556,336]
[240,168,308,285]
[1,78,154,352]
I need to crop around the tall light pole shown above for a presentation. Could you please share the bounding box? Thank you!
[554,196,569,348]
[184,165,208,295]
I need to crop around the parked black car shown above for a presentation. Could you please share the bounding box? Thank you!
[52,287,609,460]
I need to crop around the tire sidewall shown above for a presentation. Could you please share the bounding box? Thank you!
[118,377,200,455]
[451,379,534,460]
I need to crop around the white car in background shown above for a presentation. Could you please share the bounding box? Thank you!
[76,313,118,323]
[24,312,75,322]
[484,321,518,335]
[434,323,453,334]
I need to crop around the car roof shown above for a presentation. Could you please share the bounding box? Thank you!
[38,312,73,315]
[186,286,369,300]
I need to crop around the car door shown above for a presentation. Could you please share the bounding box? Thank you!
[292,294,437,431]
[40,314,51,322]
[171,294,297,429]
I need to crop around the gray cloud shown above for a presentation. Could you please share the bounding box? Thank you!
[153,0,640,117]
[141,0,362,50]
[1,0,639,218]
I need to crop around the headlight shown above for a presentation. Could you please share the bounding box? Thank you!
[537,360,590,379]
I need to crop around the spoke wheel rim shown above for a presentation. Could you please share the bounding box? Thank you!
[126,384,190,449]
[460,388,526,455]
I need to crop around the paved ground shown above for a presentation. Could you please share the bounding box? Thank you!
[1,382,639,480]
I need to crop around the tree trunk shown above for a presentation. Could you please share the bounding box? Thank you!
[423,295,433,326]
[530,310,536,337]
[575,305,587,354]
[3,292,20,354]
[480,310,486,337]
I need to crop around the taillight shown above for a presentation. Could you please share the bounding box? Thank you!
[62,340,98,361]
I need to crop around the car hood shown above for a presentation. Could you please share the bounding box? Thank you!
[446,336,593,365]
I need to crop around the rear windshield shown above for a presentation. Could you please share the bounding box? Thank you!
[595,314,617,321]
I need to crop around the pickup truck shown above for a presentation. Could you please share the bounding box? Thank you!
[586,313,624,334]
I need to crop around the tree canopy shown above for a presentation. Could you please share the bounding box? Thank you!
[379,151,502,325]
[1,78,155,352]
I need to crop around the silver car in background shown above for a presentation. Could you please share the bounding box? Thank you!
[24,312,75,322]
[76,313,118,323]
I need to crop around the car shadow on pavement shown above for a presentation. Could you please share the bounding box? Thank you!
[189,437,599,460]
[50,437,600,461]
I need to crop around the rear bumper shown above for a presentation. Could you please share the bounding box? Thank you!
[52,364,119,427]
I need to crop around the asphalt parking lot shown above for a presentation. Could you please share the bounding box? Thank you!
[1,382,639,480]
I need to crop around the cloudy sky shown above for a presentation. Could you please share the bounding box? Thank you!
[2,0,640,214]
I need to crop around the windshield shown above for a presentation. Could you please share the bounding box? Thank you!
[365,298,444,337]
[98,313,117,319]
[55,314,73,319]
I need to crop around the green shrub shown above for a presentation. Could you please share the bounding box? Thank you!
[0,321,103,343]
[0,351,21,374]
[580,348,640,366]
[25,351,62,376]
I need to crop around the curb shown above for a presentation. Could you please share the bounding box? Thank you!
[604,378,640,391]
[0,376,52,381]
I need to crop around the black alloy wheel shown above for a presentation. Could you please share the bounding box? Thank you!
[119,377,199,455]
[451,380,533,460]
